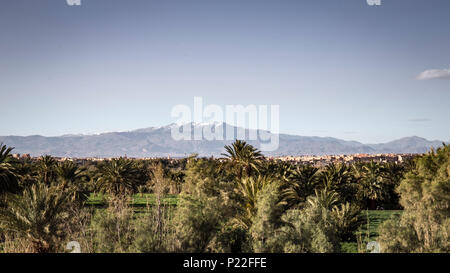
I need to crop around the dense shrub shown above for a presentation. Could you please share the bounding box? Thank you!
[378,145,450,252]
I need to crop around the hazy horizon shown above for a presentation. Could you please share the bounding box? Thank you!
[1,121,448,145]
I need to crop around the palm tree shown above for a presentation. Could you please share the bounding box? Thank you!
[96,158,142,199]
[55,160,89,202]
[382,162,404,185]
[320,163,353,190]
[263,161,294,183]
[307,188,340,210]
[283,164,320,207]
[37,155,57,184]
[358,161,386,209]
[0,144,20,196]
[55,161,84,186]
[0,183,71,252]
[319,163,356,204]
[222,140,263,179]
[331,202,364,241]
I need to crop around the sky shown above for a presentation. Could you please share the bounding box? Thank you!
[0,0,449,143]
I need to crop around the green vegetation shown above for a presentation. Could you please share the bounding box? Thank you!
[0,142,448,253]
[341,210,402,253]
[85,193,179,207]
[378,144,450,253]
[0,144,20,196]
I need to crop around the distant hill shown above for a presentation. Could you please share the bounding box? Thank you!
[0,123,446,157]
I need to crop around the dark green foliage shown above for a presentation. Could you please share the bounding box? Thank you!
[319,163,357,205]
[282,164,320,208]
[37,155,57,185]
[0,144,20,196]
[96,157,145,198]
[55,160,90,203]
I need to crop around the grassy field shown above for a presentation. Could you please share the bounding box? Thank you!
[359,210,402,239]
[341,210,402,253]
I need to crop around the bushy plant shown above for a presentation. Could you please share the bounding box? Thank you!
[274,205,341,253]
[90,205,136,253]
[250,181,285,252]
[378,145,450,252]
[172,158,239,252]
[131,206,175,253]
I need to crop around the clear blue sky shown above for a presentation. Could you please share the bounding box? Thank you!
[1,0,449,143]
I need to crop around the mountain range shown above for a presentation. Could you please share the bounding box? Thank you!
[0,123,446,157]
